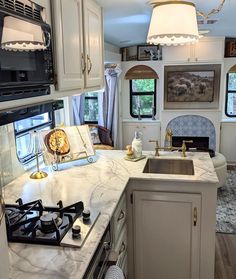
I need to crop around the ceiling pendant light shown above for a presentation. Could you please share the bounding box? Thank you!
[1,16,46,51]
[147,1,199,46]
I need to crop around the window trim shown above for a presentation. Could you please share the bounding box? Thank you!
[14,112,55,164]
[225,73,236,117]
[129,79,157,118]
[84,94,99,124]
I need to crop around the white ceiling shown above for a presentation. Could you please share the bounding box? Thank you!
[96,0,236,47]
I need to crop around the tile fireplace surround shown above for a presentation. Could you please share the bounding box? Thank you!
[166,115,216,150]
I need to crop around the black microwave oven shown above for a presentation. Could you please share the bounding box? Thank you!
[0,0,54,102]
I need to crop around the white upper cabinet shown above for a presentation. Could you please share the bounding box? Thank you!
[83,0,104,88]
[193,38,224,62]
[52,0,84,91]
[163,37,224,63]
[52,0,104,92]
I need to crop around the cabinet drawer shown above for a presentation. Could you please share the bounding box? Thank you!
[112,194,126,244]
[120,253,128,278]
[115,226,127,267]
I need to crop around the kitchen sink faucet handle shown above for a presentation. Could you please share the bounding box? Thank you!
[149,139,159,156]
[181,140,193,157]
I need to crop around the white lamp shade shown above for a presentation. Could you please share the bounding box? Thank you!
[1,16,45,51]
[147,1,199,46]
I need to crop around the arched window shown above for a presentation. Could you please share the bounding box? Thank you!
[125,65,158,118]
[226,65,236,117]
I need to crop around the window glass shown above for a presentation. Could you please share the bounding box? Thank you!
[130,79,156,118]
[15,133,32,160]
[84,92,99,123]
[226,72,236,117]
[226,93,236,116]
[132,79,155,92]
[228,73,236,91]
[131,95,153,116]
[15,113,50,133]
[14,113,54,164]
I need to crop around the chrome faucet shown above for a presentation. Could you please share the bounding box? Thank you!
[149,128,193,157]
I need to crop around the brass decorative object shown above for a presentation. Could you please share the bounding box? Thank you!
[30,131,48,180]
[44,129,70,155]
[149,128,193,157]
[41,126,95,171]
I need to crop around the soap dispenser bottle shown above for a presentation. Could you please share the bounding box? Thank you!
[132,131,142,159]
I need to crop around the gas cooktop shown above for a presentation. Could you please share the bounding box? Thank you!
[5,199,100,247]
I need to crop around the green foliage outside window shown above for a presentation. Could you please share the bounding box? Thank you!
[132,79,155,92]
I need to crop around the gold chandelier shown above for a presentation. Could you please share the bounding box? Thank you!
[147,0,226,46]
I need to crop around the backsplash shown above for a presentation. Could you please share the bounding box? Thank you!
[0,124,25,188]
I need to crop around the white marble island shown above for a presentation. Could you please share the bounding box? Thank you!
[2,150,218,279]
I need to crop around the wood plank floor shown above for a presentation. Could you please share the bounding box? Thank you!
[215,233,236,279]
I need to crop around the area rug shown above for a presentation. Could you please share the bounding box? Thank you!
[216,170,236,234]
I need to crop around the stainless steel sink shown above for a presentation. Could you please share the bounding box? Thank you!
[143,158,194,175]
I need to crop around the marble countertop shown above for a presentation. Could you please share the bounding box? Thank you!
[2,150,218,279]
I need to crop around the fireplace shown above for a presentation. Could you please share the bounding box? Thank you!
[172,136,215,157]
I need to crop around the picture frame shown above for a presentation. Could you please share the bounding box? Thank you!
[137,45,162,61]
[225,37,236,57]
[164,64,221,109]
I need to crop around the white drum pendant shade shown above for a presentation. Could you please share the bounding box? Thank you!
[147,1,199,46]
[1,16,45,51]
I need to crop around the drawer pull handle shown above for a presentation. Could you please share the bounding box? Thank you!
[193,207,197,226]
[117,210,125,222]
[119,242,126,255]
[87,55,92,74]
[104,241,111,251]
[81,53,86,73]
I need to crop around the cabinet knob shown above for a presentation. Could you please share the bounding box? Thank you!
[119,241,126,255]
[117,209,125,222]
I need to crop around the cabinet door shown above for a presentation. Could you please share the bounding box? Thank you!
[141,123,160,151]
[52,0,84,91]
[133,191,201,279]
[83,0,104,88]
[194,39,224,61]
[122,122,160,151]
[162,45,191,62]
[122,123,141,149]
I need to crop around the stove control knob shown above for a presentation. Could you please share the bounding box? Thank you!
[82,209,91,222]
[72,225,81,238]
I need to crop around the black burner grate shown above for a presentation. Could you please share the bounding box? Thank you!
[5,199,84,246]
